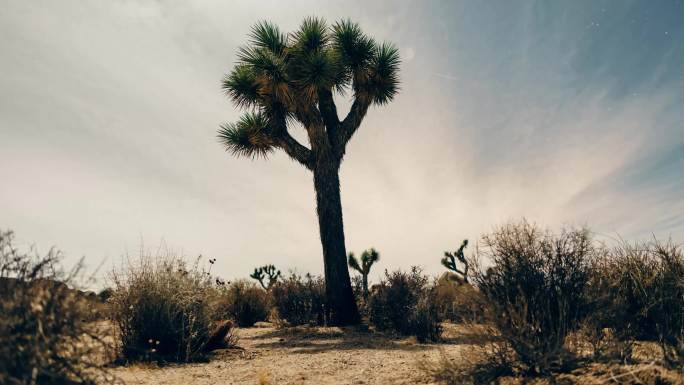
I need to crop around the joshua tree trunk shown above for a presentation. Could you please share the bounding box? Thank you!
[313,160,360,325]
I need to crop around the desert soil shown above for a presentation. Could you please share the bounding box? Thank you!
[109,324,467,385]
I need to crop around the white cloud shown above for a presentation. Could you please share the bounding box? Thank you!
[1,0,681,286]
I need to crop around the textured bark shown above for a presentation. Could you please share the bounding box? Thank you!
[313,160,360,325]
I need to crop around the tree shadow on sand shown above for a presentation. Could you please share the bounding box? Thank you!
[245,324,497,355]
[248,326,431,354]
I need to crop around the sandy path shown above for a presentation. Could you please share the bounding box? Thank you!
[110,324,467,385]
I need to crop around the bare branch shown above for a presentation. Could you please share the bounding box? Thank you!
[318,89,340,128]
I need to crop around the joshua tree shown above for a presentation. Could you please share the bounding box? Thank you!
[348,248,380,300]
[218,18,400,325]
[442,239,469,283]
[250,264,281,290]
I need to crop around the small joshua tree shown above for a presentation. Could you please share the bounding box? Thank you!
[348,248,380,300]
[441,239,469,283]
[250,264,281,290]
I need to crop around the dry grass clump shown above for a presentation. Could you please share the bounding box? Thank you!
[425,221,684,384]
[368,267,442,342]
[422,336,514,385]
[0,229,116,385]
[427,357,684,385]
[108,251,234,363]
[433,276,487,323]
[215,279,270,327]
[473,221,593,374]
[270,272,327,326]
[584,239,684,365]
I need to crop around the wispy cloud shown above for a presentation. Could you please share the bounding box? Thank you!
[433,73,459,81]
[0,0,682,282]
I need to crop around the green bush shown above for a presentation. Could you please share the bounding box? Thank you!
[109,253,230,362]
[0,229,111,385]
[368,267,442,342]
[271,273,327,326]
[474,221,593,374]
[216,280,269,327]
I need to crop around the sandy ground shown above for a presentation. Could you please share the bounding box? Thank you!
[109,324,469,385]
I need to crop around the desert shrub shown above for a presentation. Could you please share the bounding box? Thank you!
[350,274,367,315]
[422,336,514,385]
[216,279,269,327]
[586,240,684,364]
[368,267,442,342]
[0,229,113,385]
[433,275,487,323]
[270,273,327,326]
[97,287,114,302]
[109,252,231,362]
[473,221,593,374]
[411,293,443,342]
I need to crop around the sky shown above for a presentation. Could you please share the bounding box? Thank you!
[1,0,683,286]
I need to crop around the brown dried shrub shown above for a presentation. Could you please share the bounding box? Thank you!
[0,229,116,385]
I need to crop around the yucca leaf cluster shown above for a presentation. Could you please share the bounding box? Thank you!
[219,17,400,163]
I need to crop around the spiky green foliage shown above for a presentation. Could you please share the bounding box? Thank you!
[348,248,380,299]
[219,17,401,164]
[218,112,275,158]
[441,239,470,283]
[331,20,376,77]
[221,65,260,108]
[249,264,281,291]
[248,21,286,54]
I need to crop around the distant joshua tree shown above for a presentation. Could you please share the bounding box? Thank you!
[218,18,400,325]
[250,264,281,290]
[348,248,380,300]
[442,239,470,283]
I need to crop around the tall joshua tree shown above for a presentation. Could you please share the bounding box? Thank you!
[218,18,400,325]
[348,248,380,300]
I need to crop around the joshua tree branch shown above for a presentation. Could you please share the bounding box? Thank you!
[296,105,331,155]
[441,239,469,283]
[337,96,371,155]
[348,253,362,273]
[276,132,314,169]
[318,88,341,149]
[318,89,340,128]
[269,108,314,169]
